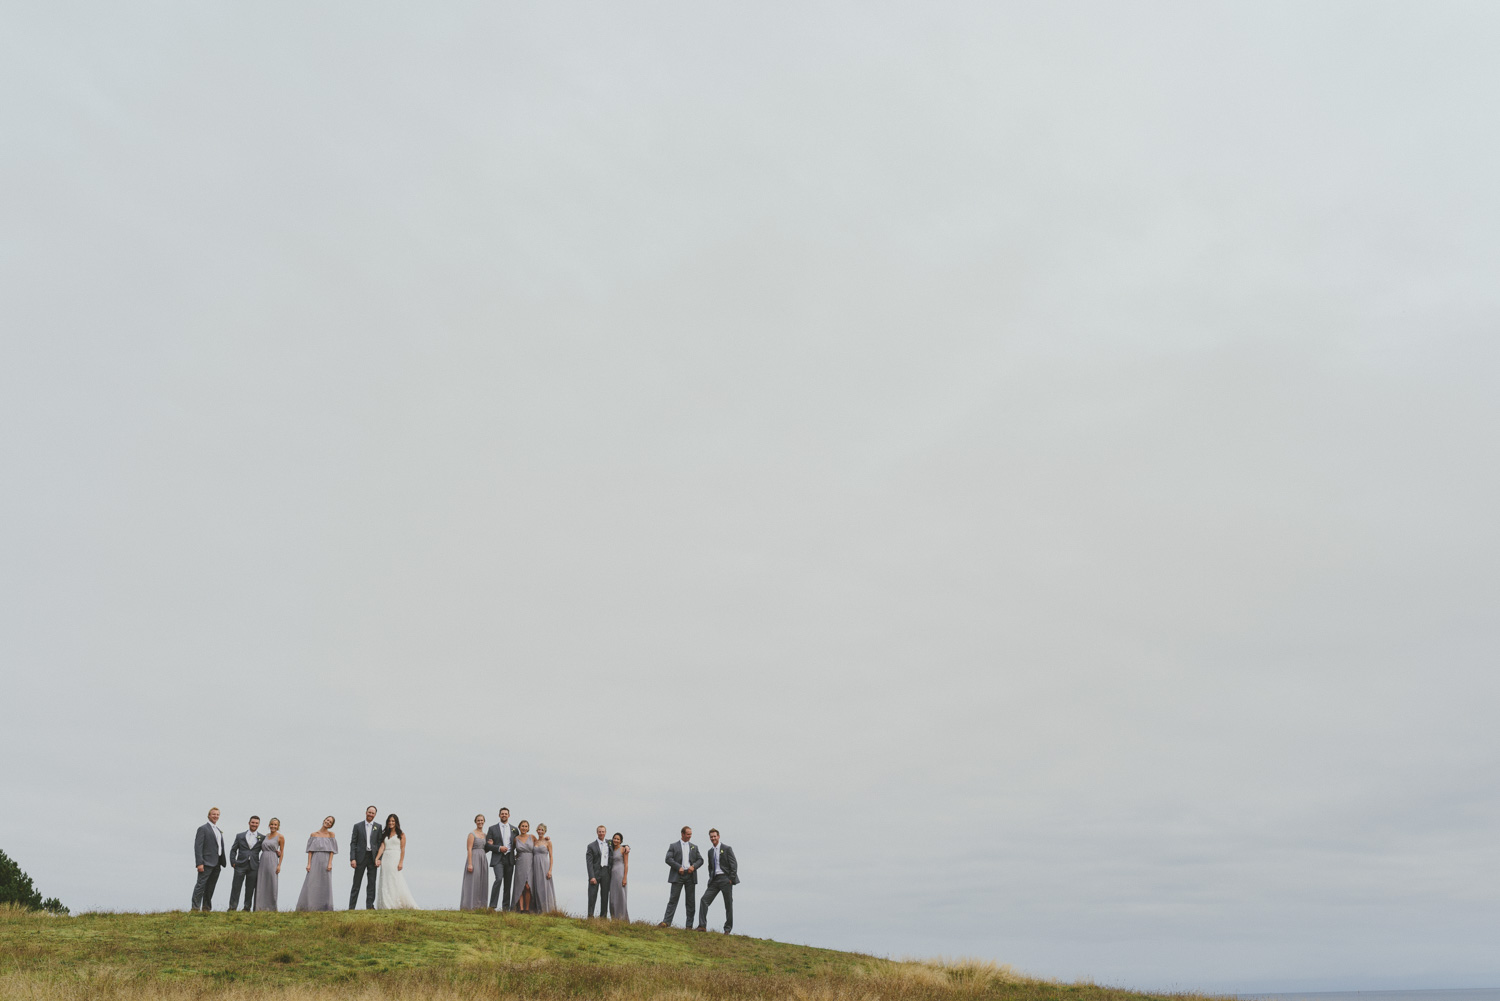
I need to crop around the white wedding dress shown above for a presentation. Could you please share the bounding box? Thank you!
[375,837,419,910]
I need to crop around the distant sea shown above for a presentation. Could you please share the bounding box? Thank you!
[1243,990,1500,1001]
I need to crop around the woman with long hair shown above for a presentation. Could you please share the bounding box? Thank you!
[532,823,557,913]
[254,818,284,911]
[374,813,418,909]
[510,820,535,912]
[607,832,629,921]
[294,816,337,911]
[459,814,489,910]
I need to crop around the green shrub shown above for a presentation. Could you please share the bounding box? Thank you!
[0,847,68,914]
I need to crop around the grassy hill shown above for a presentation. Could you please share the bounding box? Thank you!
[0,905,1218,1001]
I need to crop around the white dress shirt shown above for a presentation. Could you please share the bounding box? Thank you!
[365,821,376,850]
[679,840,692,869]
[211,824,224,859]
[597,839,609,867]
[497,823,510,848]
[710,845,722,875]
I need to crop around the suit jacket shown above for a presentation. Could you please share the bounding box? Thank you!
[194,823,226,868]
[705,843,739,884]
[230,831,265,872]
[708,846,744,882]
[664,841,704,884]
[349,821,385,864]
[586,840,613,882]
[485,823,519,868]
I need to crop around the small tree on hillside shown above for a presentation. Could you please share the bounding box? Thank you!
[0,848,68,914]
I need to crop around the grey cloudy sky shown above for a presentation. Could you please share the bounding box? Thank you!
[2,1,1498,993]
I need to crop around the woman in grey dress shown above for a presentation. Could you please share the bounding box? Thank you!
[532,824,557,913]
[510,820,535,912]
[254,817,284,911]
[459,814,490,910]
[607,832,629,921]
[295,816,338,912]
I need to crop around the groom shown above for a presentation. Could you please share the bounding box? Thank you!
[349,805,384,910]
[486,807,518,910]
[227,815,264,912]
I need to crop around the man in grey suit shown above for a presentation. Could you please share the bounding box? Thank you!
[696,828,739,934]
[191,807,226,911]
[227,816,264,912]
[658,825,704,928]
[586,824,612,918]
[485,807,518,910]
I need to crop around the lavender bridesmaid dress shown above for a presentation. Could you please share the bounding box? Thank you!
[295,835,337,911]
[510,839,535,912]
[459,833,489,910]
[608,847,628,921]
[532,840,556,913]
[254,836,282,911]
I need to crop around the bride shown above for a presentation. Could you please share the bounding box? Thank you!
[374,813,419,909]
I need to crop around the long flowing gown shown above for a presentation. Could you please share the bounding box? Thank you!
[459,832,489,910]
[376,834,419,909]
[608,847,628,921]
[511,839,535,912]
[532,839,556,913]
[295,835,337,911]
[255,835,282,911]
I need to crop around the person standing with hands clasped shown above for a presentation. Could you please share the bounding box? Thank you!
[460,813,490,910]
[295,816,338,911]
[695,828,738,934]
[659,825,704,928]
[349,805,384,910]
[227,816,265,912]
[586,824,612,918]
[255,818,284,911]
[191,807,226,911]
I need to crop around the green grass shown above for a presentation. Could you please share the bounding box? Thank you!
[0,906,1222,1001]
[1,907,865,984]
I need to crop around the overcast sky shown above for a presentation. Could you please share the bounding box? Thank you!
[2,1,1498,994]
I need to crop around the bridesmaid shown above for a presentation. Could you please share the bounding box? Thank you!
[295,816,338,911]
[510,820,534,912]
[254,817,284,911]
[459,814,490,910]
[607,832,629,921]
[532,823,557,913]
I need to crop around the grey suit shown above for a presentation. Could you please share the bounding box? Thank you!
[228,830,265,911]
[661,841,704,927]
[696,843,739,933]
[586,840,613,918]
[485,823,518,909]
[191,822,226,910]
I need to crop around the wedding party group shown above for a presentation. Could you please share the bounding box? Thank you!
[190,806,741,932]
[190,806,417,913]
